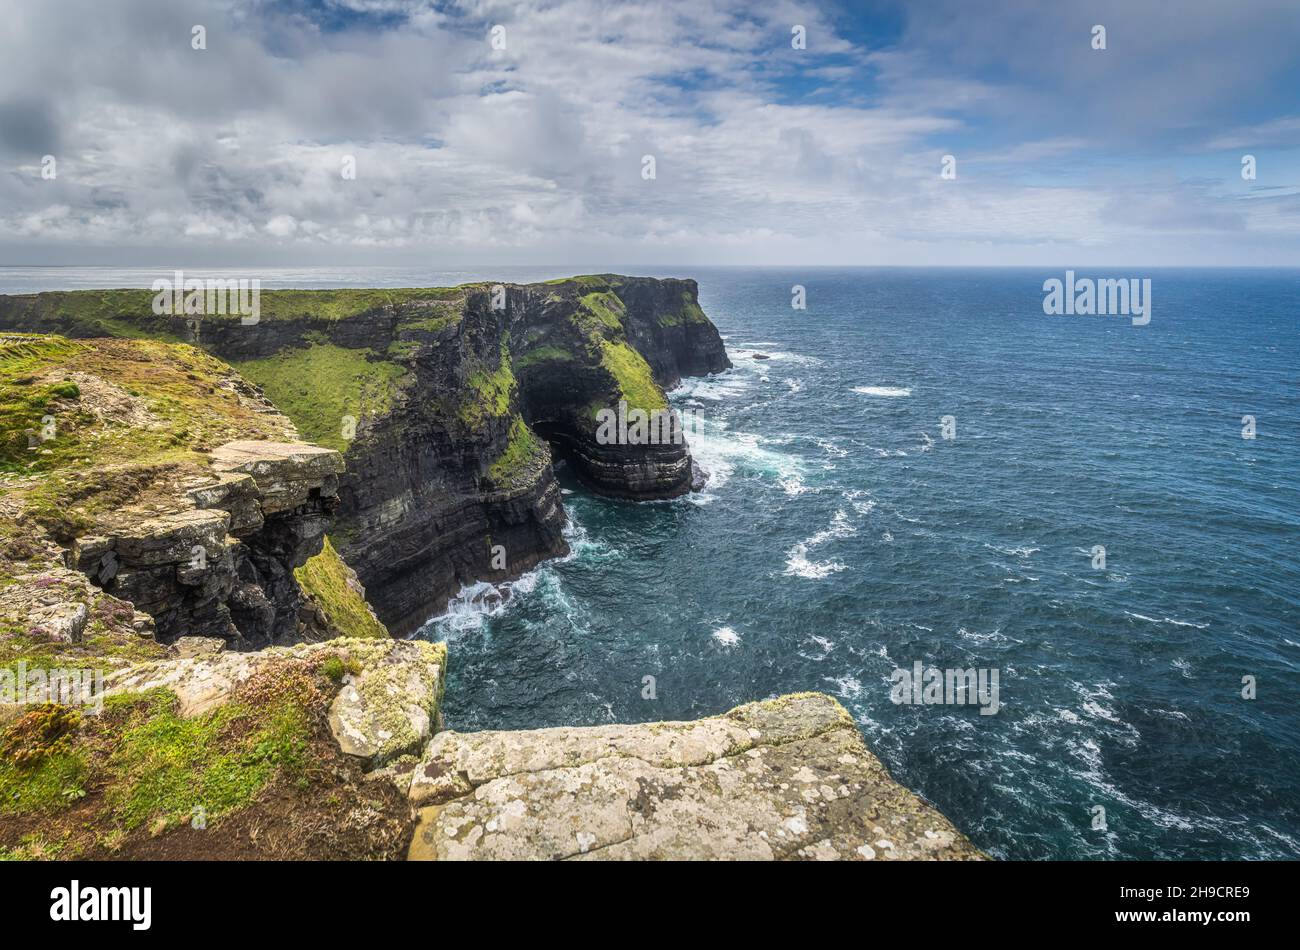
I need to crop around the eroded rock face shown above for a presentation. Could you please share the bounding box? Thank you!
[0,278,730,636]
[70,440,345,648]
[405,693,983,861]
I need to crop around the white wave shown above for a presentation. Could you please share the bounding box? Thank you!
[784,509,855,578]
[852,385,911,397]
[812,437,848,459]
[711,626,741,647]
[784,378,803,393]
[824,675,862,697]
[423,579,514,637]
[842,488,876,515]
[755,350,822,366]
[1125,611,1209,630]
[985,543,1040,558]
[673,371,752,402]
[683,416,807,497]
[785,545,846,578]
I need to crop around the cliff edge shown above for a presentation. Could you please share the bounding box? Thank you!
[0,277,731,635]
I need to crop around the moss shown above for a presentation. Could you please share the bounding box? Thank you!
[541,275,615,288]
[0,290,180,340]
[578,291,626,331]
[658,291,709,327]
[0,745,88,816]
[105,680,313,832]
[294,537,389,640]
[0,337,293,536]
[385,339,423,360]
[457,341,515,428]
[233,343,406,453]
[0,703,82,767]
[514,345,575,369]
[595,339,668,415]
[487,417,545,485]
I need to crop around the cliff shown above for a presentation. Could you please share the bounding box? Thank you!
[0,335,364,651]
[0,314,983,862]
[0,277,730,635]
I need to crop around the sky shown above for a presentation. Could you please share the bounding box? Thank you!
[1,0,1298,267]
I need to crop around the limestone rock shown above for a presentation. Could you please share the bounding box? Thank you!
[168,636,227,658]
[407,693,983,861]
[210,440,344,516]
[328,639,447,767]
[104,637,445,763]
[67,440,346,647]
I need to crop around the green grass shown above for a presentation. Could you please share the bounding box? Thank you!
[514,345,576,369]
[233,343,407,452]
[487,417,544,485]
[104,685,312,831]
[541,275,615,288]
[577,291,627,331]
[0,290,181,340]
[596,339,668,415]
[658,291,710,327]
[457,342,516,428]
[294,537,389,640]
[0,747,88,816]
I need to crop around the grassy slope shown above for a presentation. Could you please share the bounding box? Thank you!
[232,344,407,453]
[0,335,293,539]
[294,537,389,639]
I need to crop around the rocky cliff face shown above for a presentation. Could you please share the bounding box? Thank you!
[0,336,357,650]
[0,277,730,635]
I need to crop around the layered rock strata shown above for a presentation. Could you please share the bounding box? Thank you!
[0,277,731,634]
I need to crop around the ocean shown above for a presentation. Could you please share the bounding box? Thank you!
[5,265,1297,860]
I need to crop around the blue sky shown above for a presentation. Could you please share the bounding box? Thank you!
[1,0,1297,266]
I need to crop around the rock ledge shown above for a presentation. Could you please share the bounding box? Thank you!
[406,692,983,861]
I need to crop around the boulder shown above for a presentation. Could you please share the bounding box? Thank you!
[105,637,445,761]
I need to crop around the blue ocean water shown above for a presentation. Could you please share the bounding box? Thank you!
[5,266,1297,860]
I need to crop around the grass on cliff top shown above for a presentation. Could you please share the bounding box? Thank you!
[658,291,710,327]
[540,274,617,288]
[0,290,181,341]
[0,287,476,332]
[0,336,294,539]
[294,537,389,640]
[0,654,413,859]
[233,343,407,453]
[0,660,321,833]
[577,291,626,332]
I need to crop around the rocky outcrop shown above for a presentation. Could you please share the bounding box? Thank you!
[68,440,344,648]
[105,636,445,766]
[0,277,731,635]
[403,693,983,861]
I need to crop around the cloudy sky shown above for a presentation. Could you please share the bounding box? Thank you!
[1,0,1298,267]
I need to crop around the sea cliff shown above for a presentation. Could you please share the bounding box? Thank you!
[0,280,981,861]
[0,277,730,635]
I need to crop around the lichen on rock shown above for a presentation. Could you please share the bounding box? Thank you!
[406,693,984,861]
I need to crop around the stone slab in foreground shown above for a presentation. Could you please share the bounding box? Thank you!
[407,692,983,861]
